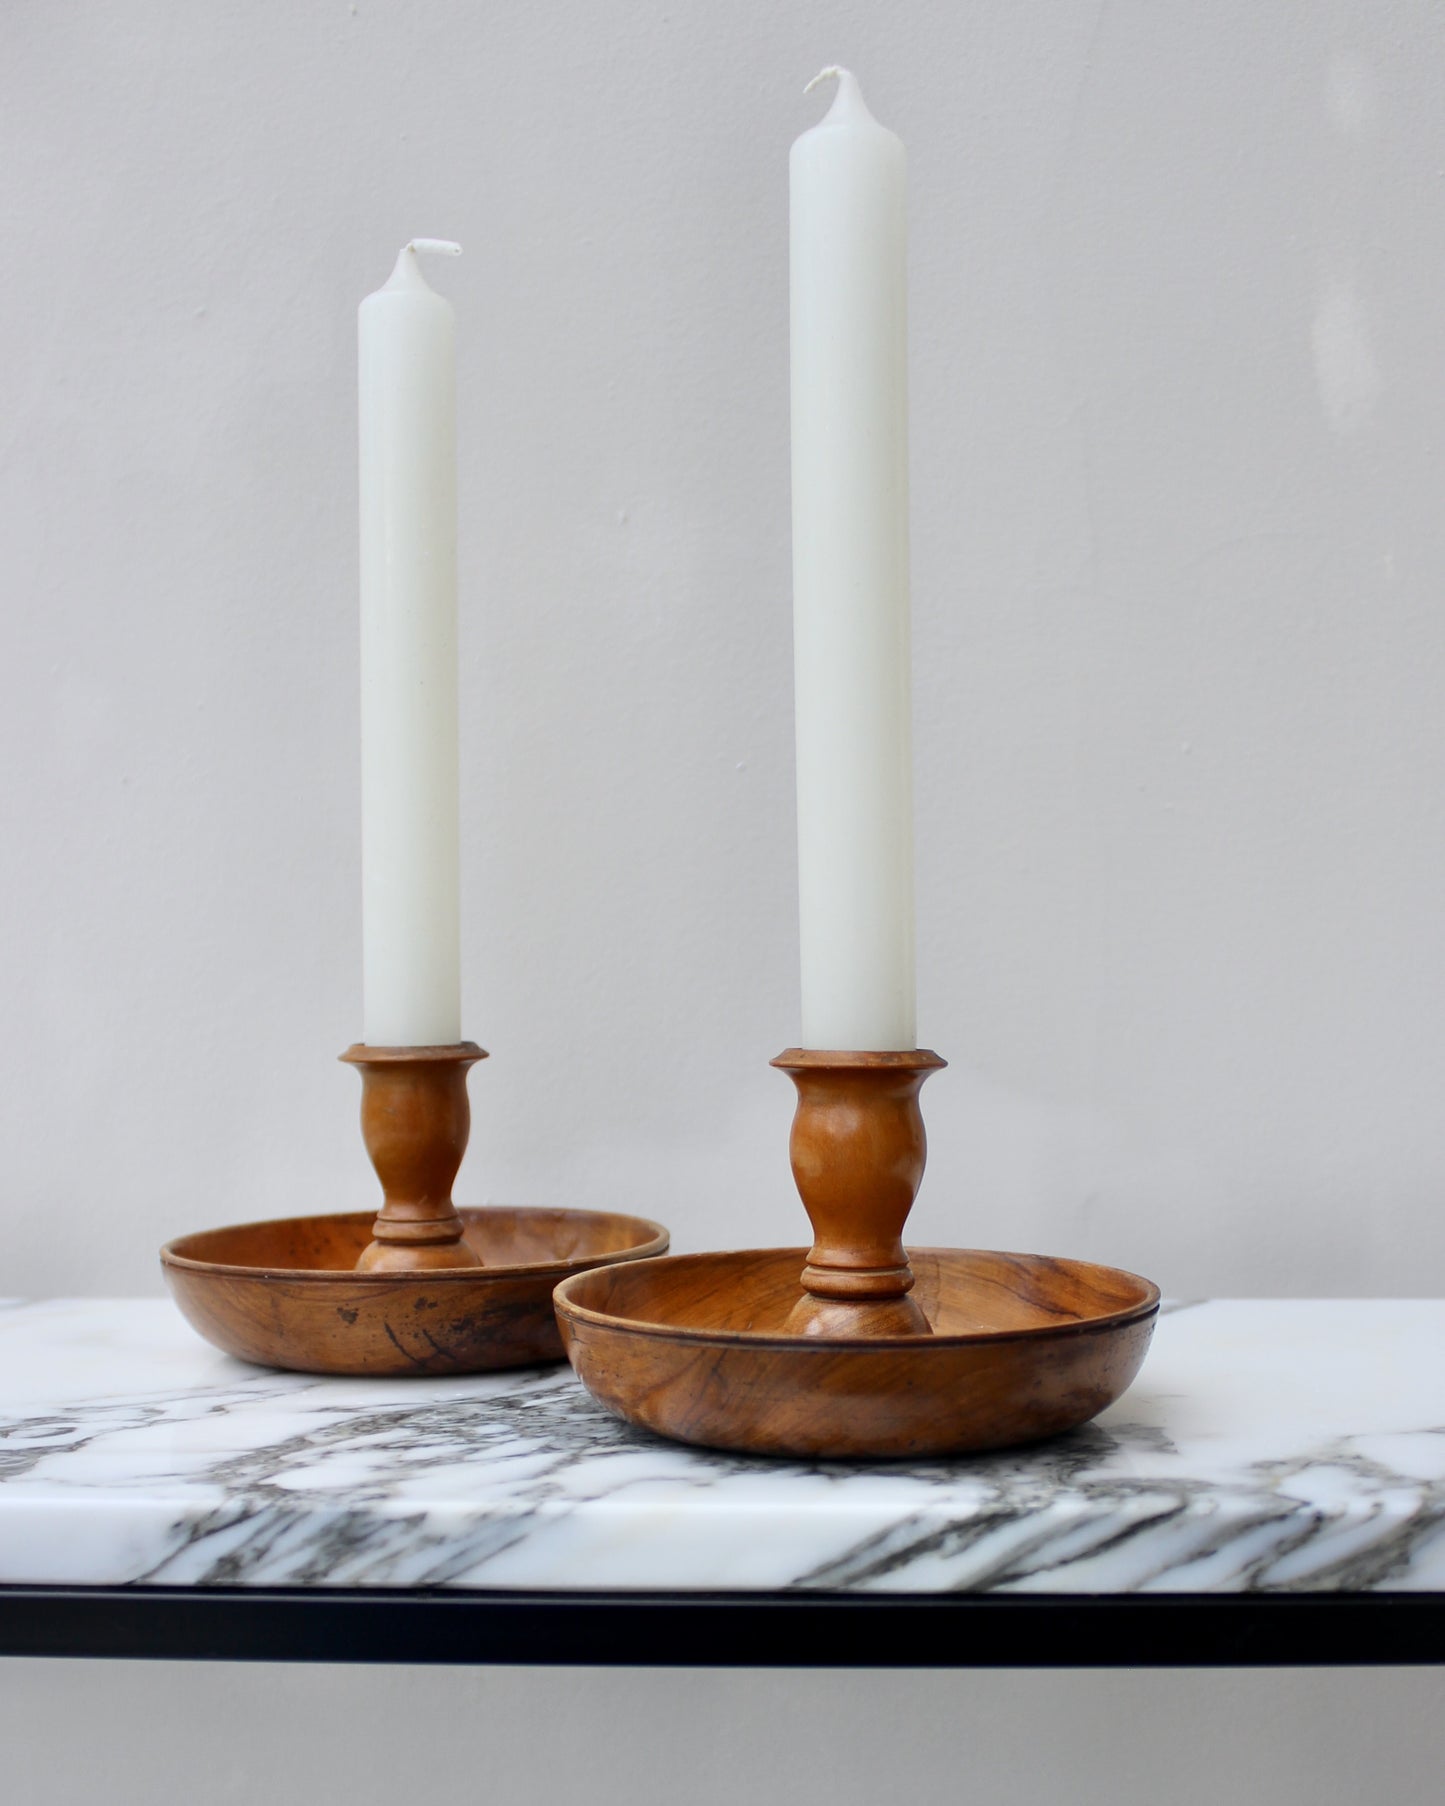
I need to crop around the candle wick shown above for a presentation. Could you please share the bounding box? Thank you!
[803,66,842,96]
[407,239,463,258]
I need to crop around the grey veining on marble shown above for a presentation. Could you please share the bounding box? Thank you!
[0,1298,1443,1593]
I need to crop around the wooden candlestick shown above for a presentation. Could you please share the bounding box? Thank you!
[555,1043,1160,1455]
[340,1042,486,1272]
[771,1048,946,1335]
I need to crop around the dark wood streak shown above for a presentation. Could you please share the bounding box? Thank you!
[381,1321,437,1373]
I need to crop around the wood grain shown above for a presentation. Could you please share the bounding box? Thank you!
[161,1206,669,1376]
[772,1048,945,1310]
[340,1042,486,1271]
[555,1246,1159,1458]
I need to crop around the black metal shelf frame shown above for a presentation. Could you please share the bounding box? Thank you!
[2,1587,1442,1668]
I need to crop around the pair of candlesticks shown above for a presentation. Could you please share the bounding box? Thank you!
[162,1031,1158,1459]
[343,1039,939,1318]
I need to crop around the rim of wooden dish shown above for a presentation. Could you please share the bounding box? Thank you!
[552,1247,1161,1350]
[160,1207,670,1285]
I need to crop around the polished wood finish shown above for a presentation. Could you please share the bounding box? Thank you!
[770,1049,946,1307]
[162,1207,669,1376]
[555,1247,1159,1458]
[340,1042,485,1272]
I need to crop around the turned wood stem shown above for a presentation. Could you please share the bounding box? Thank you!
[340,1043,487,1272]
[771,1049,947,1307]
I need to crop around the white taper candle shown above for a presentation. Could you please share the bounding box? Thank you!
[790,70,916,1051]
[358,240,462,1047]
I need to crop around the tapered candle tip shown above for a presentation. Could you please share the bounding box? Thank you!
[381,239,462,294]
[802,66,875,127]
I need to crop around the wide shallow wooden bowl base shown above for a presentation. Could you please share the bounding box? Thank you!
[555,1247,1159,1459]
[162,1207,668,1377]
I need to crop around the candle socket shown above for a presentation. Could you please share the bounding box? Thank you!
[340,1042,487,1272]
[771,1048,946,1334]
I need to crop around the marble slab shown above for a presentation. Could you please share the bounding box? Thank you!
[1,1297,1442,1593]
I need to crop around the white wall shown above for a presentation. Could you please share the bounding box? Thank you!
[5,1661,1445,1806]
[4,3,1443,1801]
